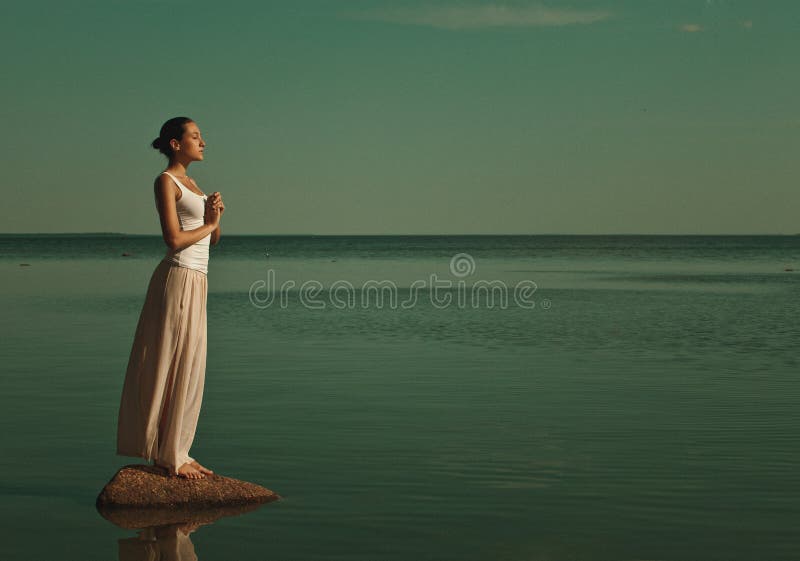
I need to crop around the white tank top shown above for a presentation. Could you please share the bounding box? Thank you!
[160,171,210,275]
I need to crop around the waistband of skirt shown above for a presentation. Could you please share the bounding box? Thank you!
[159,257,208,276]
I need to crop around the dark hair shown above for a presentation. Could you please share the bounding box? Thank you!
[151,117,194,158]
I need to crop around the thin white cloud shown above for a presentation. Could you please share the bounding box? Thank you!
[348,4,612,30]
[679,23,704,33]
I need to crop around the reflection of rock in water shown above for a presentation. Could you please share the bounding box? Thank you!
[118,523,200,561]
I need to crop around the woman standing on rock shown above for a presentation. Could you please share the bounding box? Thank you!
[117,117,225,479]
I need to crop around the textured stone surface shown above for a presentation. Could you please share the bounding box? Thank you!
[96,464,280,514]
[98,501,267,530]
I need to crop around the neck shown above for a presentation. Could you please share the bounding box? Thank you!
[166,160,190,176]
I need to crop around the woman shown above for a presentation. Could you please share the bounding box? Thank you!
[117,117,225,479]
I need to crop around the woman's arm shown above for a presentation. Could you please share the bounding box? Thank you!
[154,175,219,251]
[210,224,221,245]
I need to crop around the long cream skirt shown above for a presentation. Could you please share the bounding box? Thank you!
[117,258,208,475]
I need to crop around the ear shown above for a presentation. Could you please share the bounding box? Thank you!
[170,139,180,151]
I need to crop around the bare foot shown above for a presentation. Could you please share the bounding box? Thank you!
[190,460,214,475]
[177,462,205,479]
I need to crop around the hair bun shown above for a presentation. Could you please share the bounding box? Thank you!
[152,117,193,159]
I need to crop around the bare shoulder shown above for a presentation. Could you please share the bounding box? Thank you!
[154,173,181,199]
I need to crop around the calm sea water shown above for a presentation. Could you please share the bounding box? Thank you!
[1,234,798,560]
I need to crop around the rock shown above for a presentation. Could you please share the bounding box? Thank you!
[98,501,267,530]
[96,464,280,513]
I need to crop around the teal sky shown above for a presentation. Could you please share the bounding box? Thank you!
[1,0,797,234]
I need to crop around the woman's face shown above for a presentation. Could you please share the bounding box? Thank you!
[175,121,206,161]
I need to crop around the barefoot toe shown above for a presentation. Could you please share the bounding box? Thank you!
[176,462,205,479]
[190,460,214,475]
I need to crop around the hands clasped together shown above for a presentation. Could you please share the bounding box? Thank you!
[204,192,225,226]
